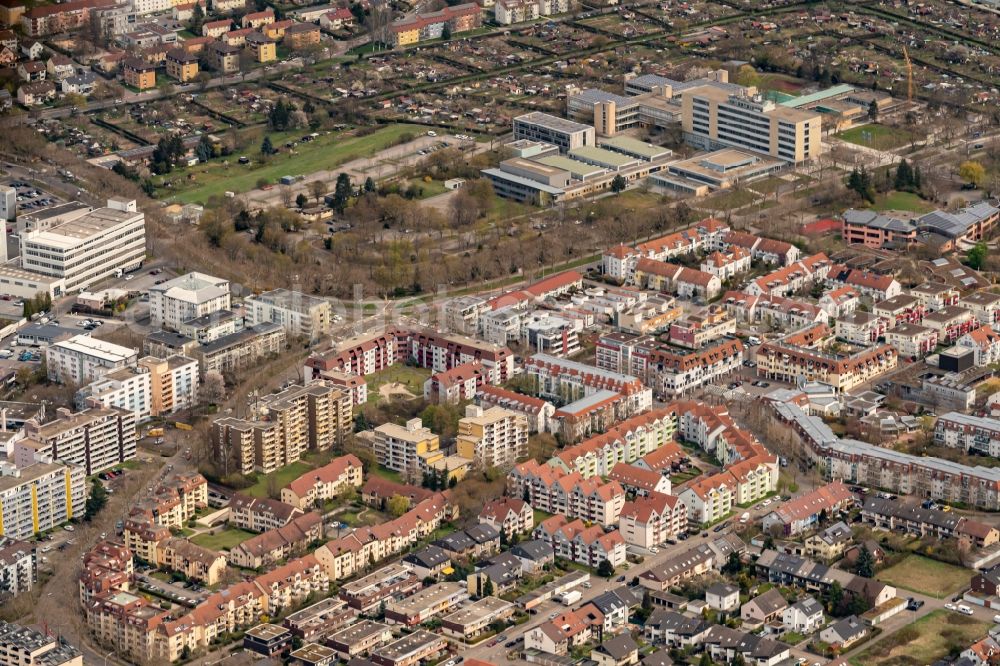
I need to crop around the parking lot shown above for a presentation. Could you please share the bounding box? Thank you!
[4,179,62,220]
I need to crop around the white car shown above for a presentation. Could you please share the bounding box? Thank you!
[945,603,956,611]
[959,606,974,616]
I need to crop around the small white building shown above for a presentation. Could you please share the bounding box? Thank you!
[46,335,138,384]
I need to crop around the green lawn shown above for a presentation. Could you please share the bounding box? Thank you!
[876,555,969,599]
[870,191,935,214]
[367,365,432,406]
[159,124,427,204]
[836,123,916,150]
[406,178,449,199]
[370,465,404,484]
[190,527,258,551]
[701,188,758,211]
[243,461,314,498]
[851,610,990,666]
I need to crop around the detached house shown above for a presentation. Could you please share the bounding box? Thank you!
[741,588,787,625]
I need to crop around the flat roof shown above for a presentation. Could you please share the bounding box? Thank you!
[291,643,338,662]
[386,582,465,615]
[23,207,141,251]
[569,145,639,168]
[441,597,513,626]
[327,620,391,646]
[599,135,672,160]
[51,335,136,362]
[372,631,444,660]
[535,155,605,178]
[514,111,593,135]
[780,83,855,108]
[483,168,567,196]
[0,461,72,492]
[503,157,567,178]
[245,623,290,640]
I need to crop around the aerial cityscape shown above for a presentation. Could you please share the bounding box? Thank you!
[2,0,1000,664]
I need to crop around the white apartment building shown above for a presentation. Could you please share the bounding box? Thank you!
[456,405,529,469]
[17,406,138,476]
[149,272,231,330]
[20,198,146,293]
[46,335,138,384]
[373,419,440,475]
[0,539,36,599]
[75,355,199,422]
[0,461,86,540]
[0,621,83,666]
[245,289,333,341]
[131,0,172,14]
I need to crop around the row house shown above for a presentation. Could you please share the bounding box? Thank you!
[602,219,731,283]
[964,290,1000,326]
[633,258,722,302]
[873,294,925,328]
[922,305,978,344]
[479,498,534,538]
[818,286,860,318]
[639,544,715,591]
[885,323,938,360]
[228,512,324,570]
[702,626,789,666]
[771,401,1000,511]
[508,459,625,525]
[957,325,1000,366]
[314,494,453,582]
[533,514,627,568]
[722,292,828,329]
[825,265,901,302]
[745,253,831,297]
[910,282,961,311]
[549,406,678,478]
[721,230,800,265]
[618,491,687,549]
[644,609,711,647]
[834,311,887,345]
[760,481,854,536]
[700,247,751,281]
[229,494,304,533]
[861,496,997,548]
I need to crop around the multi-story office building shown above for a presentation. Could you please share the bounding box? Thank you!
[681,85,821,163]
[0,461,86,540]
[149,272,231,330]
[0,621,83,666]
[17,406,137,476]
[513,112,596,154]
[46,335,138,384]
[373,419,441,475]
[456,405,528,469]
[211,382,350,475]
[0,538,36,599]
[245,289,332,341]
[20,198,145,293]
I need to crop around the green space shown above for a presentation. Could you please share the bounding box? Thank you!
[781,631,807,646]
[367,364,433,406]
[876,555,969,599]
[405,178,449,199]
[370,465,405,484]
[533,508,554,526]
[670,465,702,485]
[836,123,916,150]
[869,191,935,214]
[243,461,314,498]
[158,124,427,204]
[190,527,258,551]
[851,610,990,666]
[701,188,758,211]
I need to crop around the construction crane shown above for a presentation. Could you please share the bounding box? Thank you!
[903,45,914,102]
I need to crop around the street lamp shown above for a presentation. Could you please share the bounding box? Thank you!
[104,650,115,666]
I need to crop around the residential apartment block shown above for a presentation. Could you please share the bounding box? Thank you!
[76,355,199,422]
[524,353,653,416]
[935,413,1000,457]
[385,2,480,46]
[508,459,625,526]
[192,323,286,376]
[533,514,627,568]
[281,454,364,509]
[456,404,529,469]
[373,418,441,476]
[0,621,83,665]
[0,538,36,599]
[149,272,231,331]
[618,492,687,549]
[245,289,332,341]
[0,461,85,540]
[550,407,677,478]
[17,406,137,476]
[46,335,138,384]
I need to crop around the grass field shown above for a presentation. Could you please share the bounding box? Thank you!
[190,527,257,551]
[159,124,426,204]
[870,191,935,214]
[851,610,990,666]
[367,364,432,406]
[702,188,758,211]
[370,465,404,484]
[244,461,314,498]
[836,124,915,150]
[876,555,969,598]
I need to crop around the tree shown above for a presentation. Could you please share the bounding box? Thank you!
[611,174,627,194]
[959,160,986,188]
[824,581,843,614]
[867,100,879,122]
[723,551,742,575]
[196,135,213,163]
[482,577,494,597]
[84,479,108,521]
[855,545,875,578]
[261,135,275,156]
[190,1,204,32]
[967,241,988,271]
[332,172,352,213]
[698,652,714,666]
[442,23,451,40]
[894,159,914,191]
[296,193,308,208]
[202,371,226,404]
[597,558,615,578]
[365,176,376,193]
[310,180,326,202]
[387,494,409,517]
